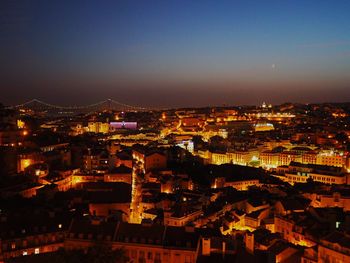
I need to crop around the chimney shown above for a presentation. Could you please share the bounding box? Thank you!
[222,241,226,259]
[202,237,211,256]
[245,232,254,254]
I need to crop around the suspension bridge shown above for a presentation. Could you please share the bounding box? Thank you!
[6,99,150,114]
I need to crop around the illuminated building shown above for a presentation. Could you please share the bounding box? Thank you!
[109,132,159,147]
[65,220,231,263]
[225,179,260,191]
[87,122,110,133]
[273,161,348,185]
[17,151,42,172]
[307,192,350,211]
[260,147,346,169]
[282,171,347,185]
[72,173,104,185]
[278,151,302,166]
[218,129,228,139]
[316,150,346,167]
[176,140,194,153]
[21,159,32,171]
[1,183,43,198]
[302,152,318,164]
[52,175,73,191]
[213,177,260,191]
[274,215,316,247]
[107,140,122,154]
[244,208,270,229]
[89,193,131,219]
[40,142,69,152]
[246,112,295,121]
[164,209,202,227]
[259,150,280,168]
[25,163,49,177]
[246,199,270,214]
[143,152,167,172]
[262,140,292,151]
[180,117,204,128]
[132,147,167,172]
[0,129,23,146]
[104,165,132,184]
[0,210,69,261]
[210,152,229,165]
[254,122,274,132]
[318,231,350,263]
[44,169,78,191]
[301,247,318,263]
[83,149,110,172]
[115,151,133,168]
[17,119,25,129]
[210,149,258,166]
[70,123,84,135]
[109,121,137,130]
[278,198,305,214]
[232,149,259,165]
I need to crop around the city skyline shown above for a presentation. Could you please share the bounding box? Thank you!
[1,2,350,262]
[1,0,350,107]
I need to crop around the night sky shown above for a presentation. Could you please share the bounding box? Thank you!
[1,0,350,107]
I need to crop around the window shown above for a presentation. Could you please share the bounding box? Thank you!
[185,255,192,263]
[35,248,40,254]
[155,253,161,263]
[139,251,145,263]
[336,221,341,229]
[147,252,153,260]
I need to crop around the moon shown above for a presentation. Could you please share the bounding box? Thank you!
[271,64,276,69]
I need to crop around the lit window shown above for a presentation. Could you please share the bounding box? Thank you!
[58,224,62,229]
[35,248,40,254]
[23,251,28,256]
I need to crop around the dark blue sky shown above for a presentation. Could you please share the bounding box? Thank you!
[1,0,350,107]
